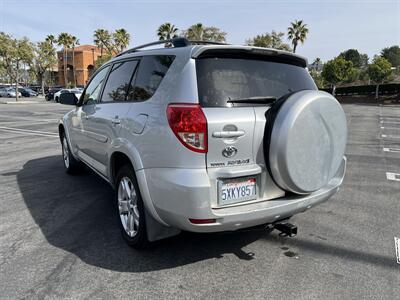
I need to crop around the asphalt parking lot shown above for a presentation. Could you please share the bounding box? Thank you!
[0,98,399,299]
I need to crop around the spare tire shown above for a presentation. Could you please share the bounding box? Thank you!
[264,90,347,194]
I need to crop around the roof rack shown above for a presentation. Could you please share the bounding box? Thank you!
[116,37,227,57]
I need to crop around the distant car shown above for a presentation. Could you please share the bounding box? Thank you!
[0,88,22,98]
[54,89,69,102]
[45,87,62,101]
[28,86,42,94]
[54,89,82,102]
[18,88,38,97]
[70,89,82,100]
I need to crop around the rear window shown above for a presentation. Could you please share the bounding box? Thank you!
[196,58,317,107]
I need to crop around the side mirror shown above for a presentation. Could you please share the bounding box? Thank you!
[59,92,78,106]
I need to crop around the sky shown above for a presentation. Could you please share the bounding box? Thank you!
[0,0,399,62]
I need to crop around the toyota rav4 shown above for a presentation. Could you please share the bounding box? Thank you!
[58,38,347,248]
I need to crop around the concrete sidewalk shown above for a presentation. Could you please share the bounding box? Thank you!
[0,95,45,104]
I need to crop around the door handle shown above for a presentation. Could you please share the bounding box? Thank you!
[212,130,245,138]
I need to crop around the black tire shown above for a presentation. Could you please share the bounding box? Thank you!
[115,164,149,249]
[55,96,59,102]
[61,134,82,174]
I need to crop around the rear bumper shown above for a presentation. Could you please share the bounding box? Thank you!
[139,157,346,233]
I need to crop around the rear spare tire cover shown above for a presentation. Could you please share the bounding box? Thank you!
[268,90,347,194]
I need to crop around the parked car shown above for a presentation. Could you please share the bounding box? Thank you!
[28,85,42,94]
[18,88,38,97]
[54,89,82,102]
[45,87,62,101]
[58,38,347,248]
[53,89,69,102]
[0,87,22,98]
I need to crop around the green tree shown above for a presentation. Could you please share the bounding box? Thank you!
[57,32,73,87]
[247,31,291,51]
[381,45,400,68]
[287,20,309,53]
[339,49,369,68]
[247,34,271,48]
[0,60,5,82]
[157,23,179,41]
[184,23,204,40]
[183,23,227,42]
[113,28,130,52]
[368,56,392,99]
[33,39,57,96]
[0,33,34,101]
[309,69,324,88]
[93,29,113,56]
[321,56,355,95]
[94,28,131,56]
[94,53,112,70]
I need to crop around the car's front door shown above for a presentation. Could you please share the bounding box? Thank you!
[80,60,139,175]
[76,65,110,171]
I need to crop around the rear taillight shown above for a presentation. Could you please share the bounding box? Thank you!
[166,103,207,153]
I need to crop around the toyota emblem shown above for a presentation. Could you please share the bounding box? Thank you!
[222,146,238,158]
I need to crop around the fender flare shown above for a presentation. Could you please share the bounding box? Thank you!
[108,142,169,227]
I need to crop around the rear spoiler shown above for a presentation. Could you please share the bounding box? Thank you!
[191,45,308,68]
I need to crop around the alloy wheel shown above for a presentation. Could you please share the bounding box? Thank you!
[118,177,139,237]
[62,137,70,169]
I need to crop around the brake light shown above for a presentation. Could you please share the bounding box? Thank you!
[166,104,208,153]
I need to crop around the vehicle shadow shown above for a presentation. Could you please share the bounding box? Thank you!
[17,155,267,272]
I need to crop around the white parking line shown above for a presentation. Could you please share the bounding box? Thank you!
[386,172,400,181]
[381,134,400,139]
[0,114,58,123]
[383,148,400,153]
[0,126,58,137]
[395,237,400,264]
[380,126,400,130]
[380,120,400,125]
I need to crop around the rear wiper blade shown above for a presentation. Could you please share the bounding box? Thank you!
[227,96,277,104]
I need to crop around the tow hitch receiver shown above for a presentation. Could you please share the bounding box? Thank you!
[274,222,298,237]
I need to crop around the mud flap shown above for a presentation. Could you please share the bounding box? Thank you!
[145,209,181,242]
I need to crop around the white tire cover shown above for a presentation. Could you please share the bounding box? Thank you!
[269,90,347,194]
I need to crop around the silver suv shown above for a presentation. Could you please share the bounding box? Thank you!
[59,38,347,248]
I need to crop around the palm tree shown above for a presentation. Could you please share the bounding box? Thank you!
[71,36,79,86]
[313,57,322,71]
[113,28,130,53]
[45,34,56,45]
[187,23,204,40]
[287,20,309,53]
[157,23,179,40]
[57,32,73,87]
[93,29,112,56]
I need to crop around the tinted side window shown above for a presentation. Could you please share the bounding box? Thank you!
[82,66,110,105]
[101,60,138,102]
[129,55,175,101]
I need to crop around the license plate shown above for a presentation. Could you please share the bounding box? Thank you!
[218,177,257,205]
